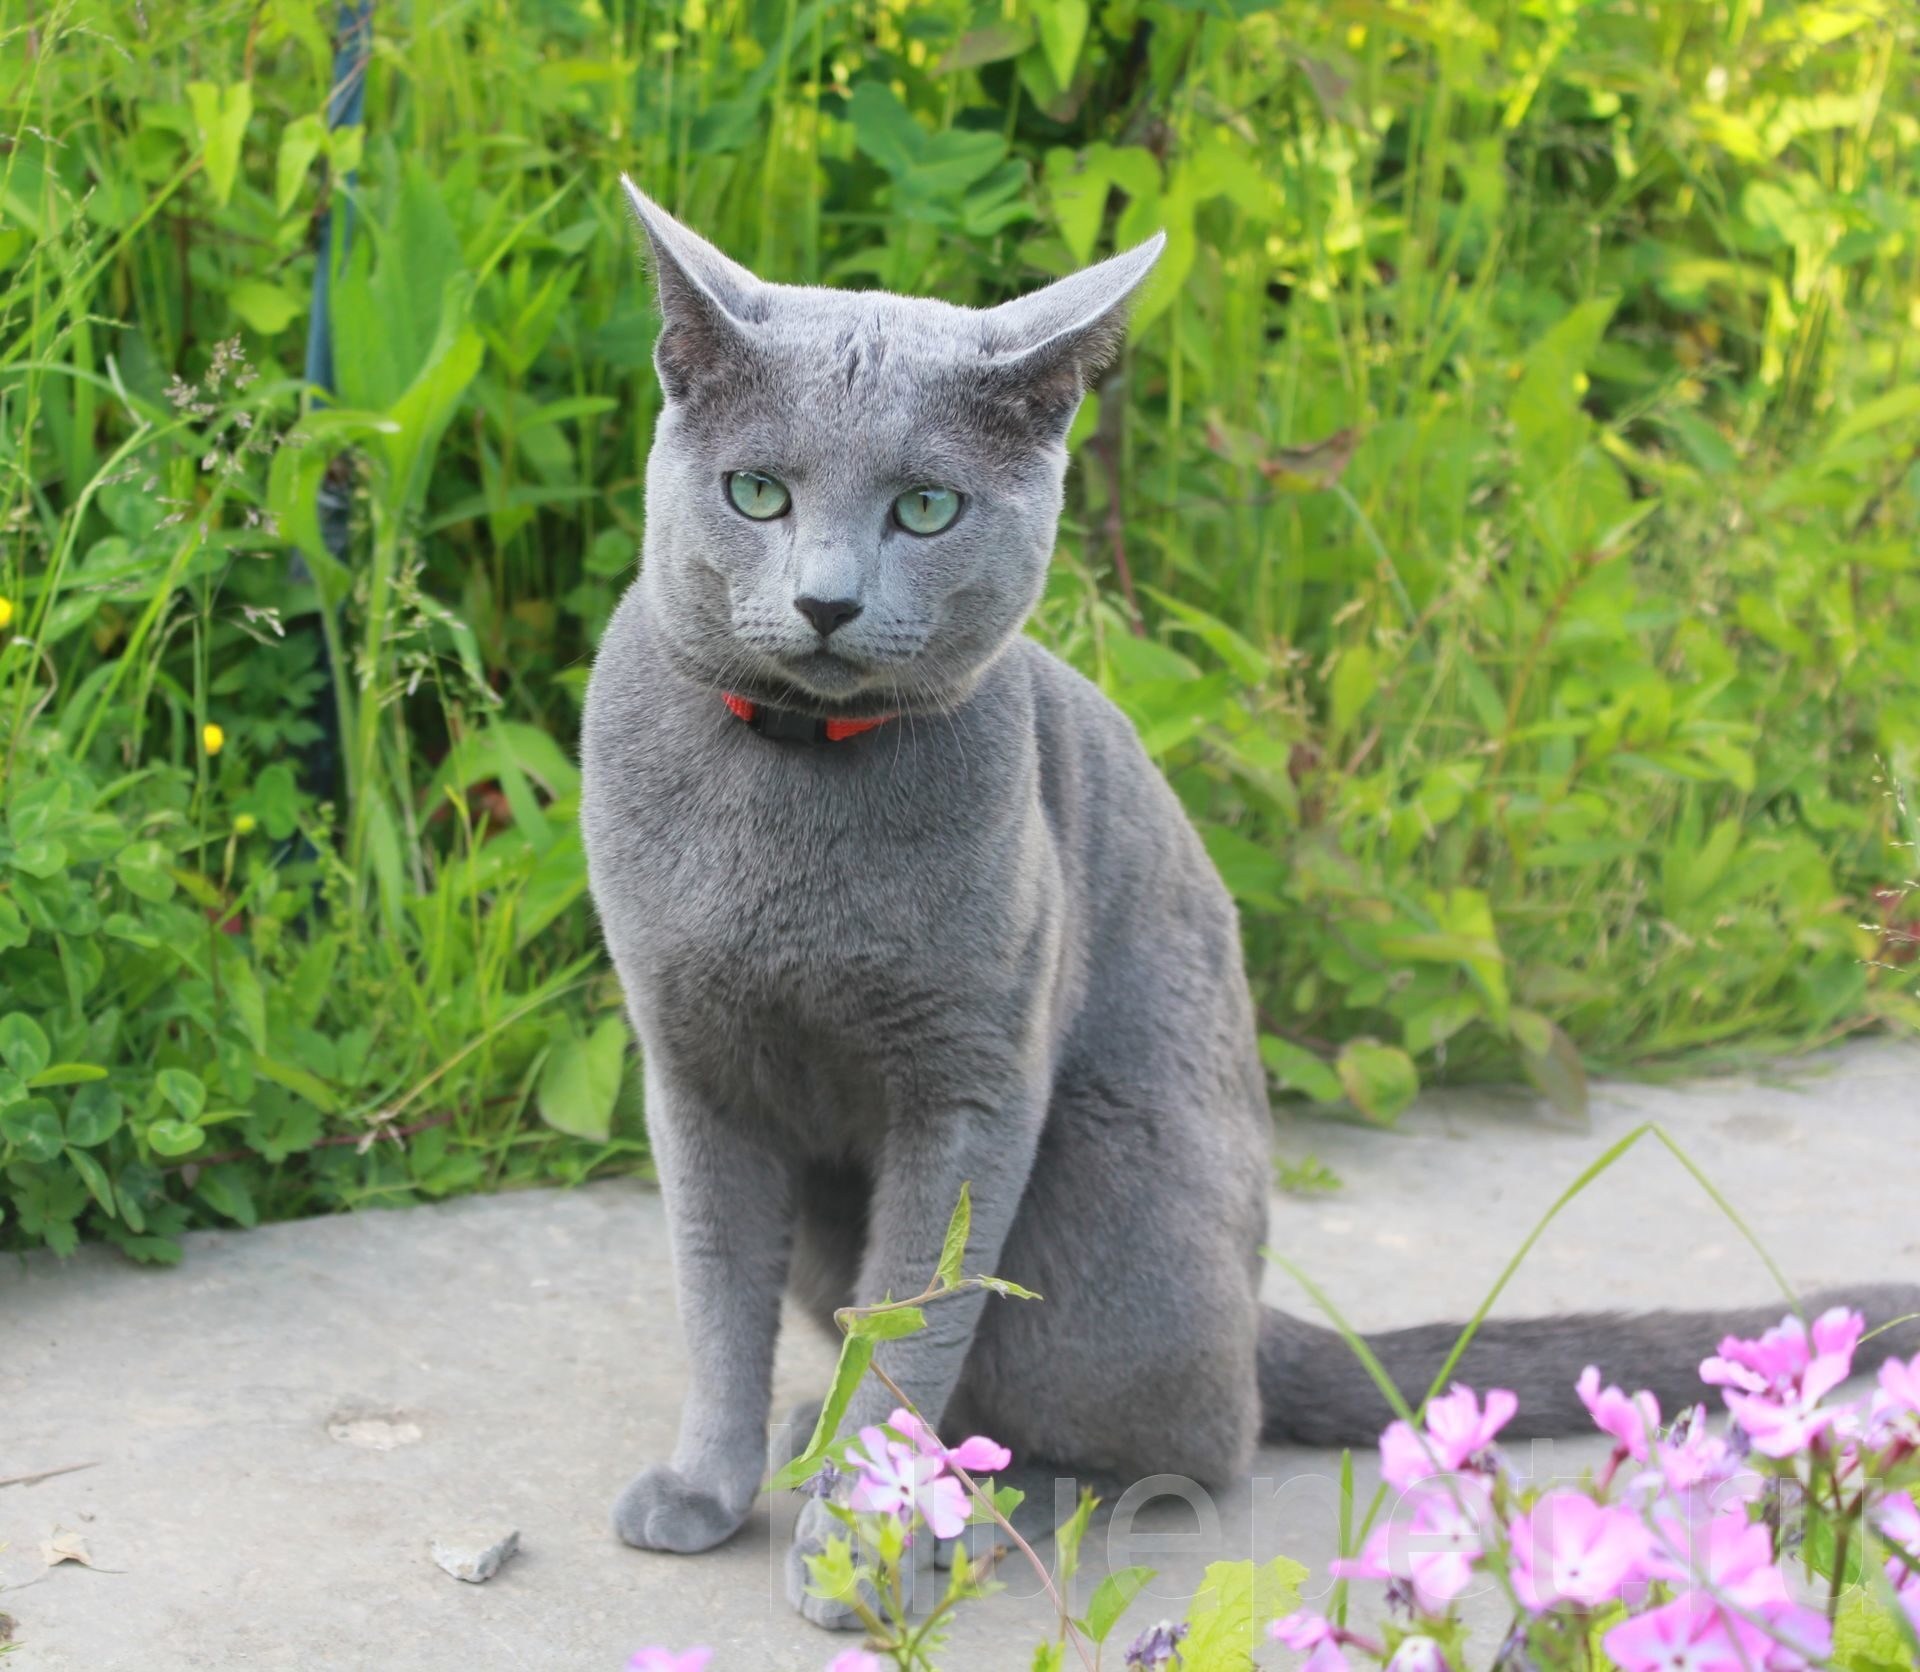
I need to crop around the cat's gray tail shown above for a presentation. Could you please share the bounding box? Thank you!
[1258,1284,1920,1447]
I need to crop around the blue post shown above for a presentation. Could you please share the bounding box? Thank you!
[295,2,371,804]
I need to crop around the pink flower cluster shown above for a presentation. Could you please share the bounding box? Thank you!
[1324,1385,1516,1613]
[624,1415,1011,1672]
[1882,1491,1920,1636]
[844,1407,1012,1541]
[1275,1310,1920,1672]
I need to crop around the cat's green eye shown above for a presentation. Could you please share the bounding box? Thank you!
[726,470,791,521]
[893,486,961,536]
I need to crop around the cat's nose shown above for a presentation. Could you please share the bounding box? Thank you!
[793,595,863,638]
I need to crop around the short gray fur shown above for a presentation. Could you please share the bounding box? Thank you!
[579,181,1920,1629]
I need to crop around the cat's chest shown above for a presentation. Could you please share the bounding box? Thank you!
[595,726,1053,1033]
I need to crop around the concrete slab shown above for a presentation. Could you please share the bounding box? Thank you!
[3,1040,1916,1670]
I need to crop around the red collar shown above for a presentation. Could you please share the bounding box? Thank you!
[722,691,892,744]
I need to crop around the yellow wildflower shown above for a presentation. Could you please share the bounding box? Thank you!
[202,723,225,757]
[234,813,257,835]
[0,594,12,630]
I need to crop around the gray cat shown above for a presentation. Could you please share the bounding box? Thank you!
[580,180,1919,1629]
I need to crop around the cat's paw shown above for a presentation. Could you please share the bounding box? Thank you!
[785,1496,874,1630]
[785,1495,940,1627]
[611,1463,751,1554]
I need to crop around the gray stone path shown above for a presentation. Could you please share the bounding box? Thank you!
[2,1041,1916,1670]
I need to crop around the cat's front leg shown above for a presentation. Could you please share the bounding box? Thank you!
[615,1062,793,1555]
[787,1081,1045,1625]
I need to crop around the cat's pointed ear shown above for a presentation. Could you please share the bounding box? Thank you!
[977,233,1166,439]
[620,176,768,403]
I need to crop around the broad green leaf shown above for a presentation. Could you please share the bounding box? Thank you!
[381,276,484,512]
[1087,1564,1155,1643]
[275,111,325,214]
[1335,1041,1418,1125]
[146,1117,206,1158]
[1833,1585,1918,1672]
[1828,384,1920,452]
[65,1083,124,1147]
[427,721,581,806]
[1047,145,1108,265]
[114,840,177,903]
[1328,644,1376,745]
[229,279,302,334]
[66,1146,116,1216]
[988,1483,1026,1519]
[1,1097,64,1163]
[1180,1556,1307,1666]
[221,953,268,1055]
[29,1063,108,1088]
[1201,826,1288,913]
[802,1533,861,1604]
[937,1180,971,1289]
[1034,0,1090,89]
[1054,1487,1098,1589]
[1146,589,1270,685]
[0,1013,52,1080]
[771,1334,874,1491]
[1258,1035,1342,1103]
[187,80,254,208]
[252,1051,341,1113]
[156,1068,206,1122]
[846,1305,926,1341]
[1511,1009,1589,1123]
[0,895,28,951]
[535,1014,628,1141]
[9,837,66,877]
[938,18,1033,73]
[195,1164,258,1227]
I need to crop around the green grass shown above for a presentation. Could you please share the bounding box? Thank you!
[1,0,1917,1257]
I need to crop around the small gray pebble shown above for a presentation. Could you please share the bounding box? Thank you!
[430,1528,520,1583]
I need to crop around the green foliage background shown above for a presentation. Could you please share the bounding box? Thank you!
[2,0,1917,1259]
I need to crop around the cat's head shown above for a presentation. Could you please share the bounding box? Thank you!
[621,178,1161,717]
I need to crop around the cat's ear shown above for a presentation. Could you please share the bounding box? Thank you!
[620,176,768,403]
[976,234,1166,439]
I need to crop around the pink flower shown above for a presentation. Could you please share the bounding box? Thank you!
[1647,1508,1788,1608]
[846,1426,970,1540]
[1868,1352,1920,1446]
[1612,1512,1835,1672]
[1605,1593,1827,1672]
[1378,1384,1517,1489]
[1651,1408,1742,1495]
[883,1407,1011,1475]
[628,1652,712,1672]
[1878,1490,1920,1631]
[1331,1477,1493,1609]
[1270,1612,1349,1672]
[826,1654,884,1672]
[1385,1636,1449,1672]
[1424,1384,1518,1467]
[1761,1604,1837,1672]
[1722,1390,1841,1458]
[1881,1491,1920,1556]
[1510,1490,1650,1611]
[1885,1556,1920,1637]
[1578,1367,1660,1461]
[1605,1595,1753,1672]
[1701,1308,1861,1400]
[1704,1308,1864,1459]
[1379,1420,1440,1491]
